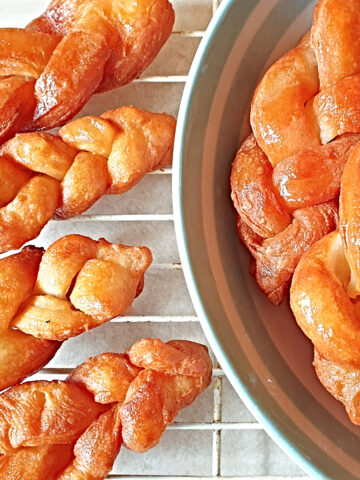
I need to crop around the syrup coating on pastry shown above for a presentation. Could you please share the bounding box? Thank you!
[231,0,360,303]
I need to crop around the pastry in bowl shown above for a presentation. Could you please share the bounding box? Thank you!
[291,142,360,425]
[231,0,360,304]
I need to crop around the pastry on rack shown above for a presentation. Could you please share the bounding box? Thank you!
[0,105,176,253]
[0,234,152,392]
[291,141,360,425]
[231,0,360,304]
[0,338,212,480]
[0,0,175,141]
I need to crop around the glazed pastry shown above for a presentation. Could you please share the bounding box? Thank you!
[0,234,152,391]
[0,0,174,140]
[0,105,176,253]
[0,338,212,479]
[291,142,360,425]
[231,0,360,303]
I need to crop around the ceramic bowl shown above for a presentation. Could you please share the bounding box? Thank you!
[173,1,360,478]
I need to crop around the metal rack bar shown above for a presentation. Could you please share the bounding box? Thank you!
[54,214,175,222]
[107,477,308,480]
[212,363,223,477]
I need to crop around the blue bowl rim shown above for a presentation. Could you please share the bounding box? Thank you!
[172,1,331,478]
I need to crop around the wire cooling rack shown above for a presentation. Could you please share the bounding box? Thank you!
[2,1,311,479]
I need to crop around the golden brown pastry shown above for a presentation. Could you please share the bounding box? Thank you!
[237,203,338,304]
[0,105,176,253]
[0,338,212,479]
[231,0,360,303]
[291,142,360,425]
[0,234,152,392]
[0,0,175,140]
[120,338,212,452]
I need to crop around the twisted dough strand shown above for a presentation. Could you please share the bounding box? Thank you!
[291,141,360,425]
[0,105,176,253]
[0,234,152,392]
[231,0,360,304]
[0,0,174,140]
[0,339,212,480]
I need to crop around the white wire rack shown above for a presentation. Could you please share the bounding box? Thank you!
[1,1,311,479]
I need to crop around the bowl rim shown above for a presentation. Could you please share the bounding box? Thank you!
[172,1,330,478]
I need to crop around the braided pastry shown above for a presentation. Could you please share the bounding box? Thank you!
[0,338,212,479]
[231,0,360,304]
[0,0,174,141]
[0,234,152,392]
[291,141,360,425]
[0,105,175,253]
